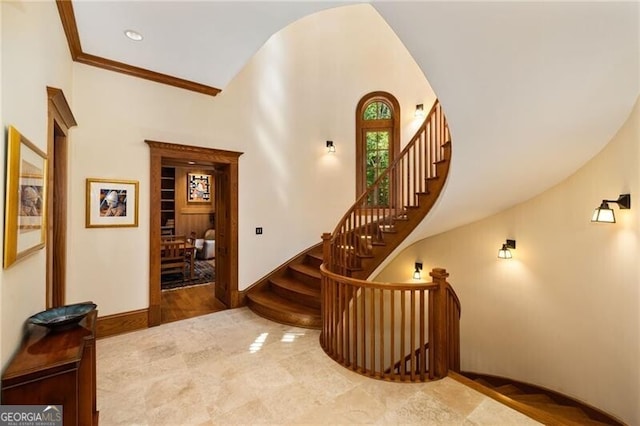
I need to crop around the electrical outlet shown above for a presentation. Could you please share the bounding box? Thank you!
[256,227,263,235]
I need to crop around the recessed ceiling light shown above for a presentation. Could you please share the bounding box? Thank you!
[124,30,143,41]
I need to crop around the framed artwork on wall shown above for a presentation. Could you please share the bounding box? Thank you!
[3,126,48,268]
[86,178,139,228]
[187,173,211,203]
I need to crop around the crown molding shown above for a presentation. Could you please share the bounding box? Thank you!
[55,0,221,97]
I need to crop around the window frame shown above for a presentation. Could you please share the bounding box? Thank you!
[355,91,401,200]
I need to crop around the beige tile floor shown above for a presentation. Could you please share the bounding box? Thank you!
[97,308,540,425]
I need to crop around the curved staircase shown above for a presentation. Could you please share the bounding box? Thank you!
[246,245,323,328]
[451,372,625,425]
[246,100,451,328]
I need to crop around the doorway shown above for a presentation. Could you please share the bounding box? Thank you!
[146,140,242,327]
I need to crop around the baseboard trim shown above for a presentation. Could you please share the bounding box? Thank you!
[96,308,148,339]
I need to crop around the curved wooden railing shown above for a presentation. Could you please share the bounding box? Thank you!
[320,264,460,382]
[327,100,450,277]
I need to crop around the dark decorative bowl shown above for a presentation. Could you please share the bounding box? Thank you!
[28,302,97,331]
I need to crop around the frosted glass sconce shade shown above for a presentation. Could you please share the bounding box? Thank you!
[498,239,516,259]
[591,194,630,223]
[326,140,336,153]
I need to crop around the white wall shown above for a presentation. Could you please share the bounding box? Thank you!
[67,4,434,315]
[375,97,640,424]
[0,0,73,368]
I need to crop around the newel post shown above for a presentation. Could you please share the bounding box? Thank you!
[430,267,450,378]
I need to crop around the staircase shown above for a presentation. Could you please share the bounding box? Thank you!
[451,372,625,425]
[246,100,451,328]
[246,245,323,328]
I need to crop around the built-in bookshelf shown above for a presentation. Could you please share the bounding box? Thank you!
[161,167,175,235]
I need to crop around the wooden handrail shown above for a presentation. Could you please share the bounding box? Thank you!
[320,264,460,382]
[326,99,450,276]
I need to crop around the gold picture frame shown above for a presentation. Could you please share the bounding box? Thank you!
[187,173,212,203]
[3,126,48,268]
[86,178,139,228]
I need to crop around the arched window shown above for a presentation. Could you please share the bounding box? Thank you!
[356,92,400,206]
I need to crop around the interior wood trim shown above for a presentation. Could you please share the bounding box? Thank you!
[55,0,221,97]
[146,140,243,327]
[355,91,401,198]
[46,87,76,309]
[46,87,77,128]
[96,308,149,339]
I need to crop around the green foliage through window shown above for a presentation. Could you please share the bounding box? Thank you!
[365,131,390,206]
[363,101,392,120]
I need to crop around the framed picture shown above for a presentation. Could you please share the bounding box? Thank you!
[187,173,211,203]
[3,126,48,268]
[86,178,139,228]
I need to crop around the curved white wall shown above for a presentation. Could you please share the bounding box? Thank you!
[67,4,435,316]
[0,0,73,366]
[375,97,640,424]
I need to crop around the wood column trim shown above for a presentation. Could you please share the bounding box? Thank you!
[46,87,77,309]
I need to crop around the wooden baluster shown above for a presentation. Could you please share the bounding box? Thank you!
[361,287,366,372]
[369,288,375,377]
[353,286,358,371]
[419,289,426,381]
[400,289,406,381]
[344,284,350,367]
[379,289,385,378]
[390,290,395,380]
[428,287,434,380]
[410,290,416,381]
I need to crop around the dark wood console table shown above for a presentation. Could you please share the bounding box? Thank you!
[1,309,99,425]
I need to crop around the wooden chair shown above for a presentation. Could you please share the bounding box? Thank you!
[160,238,187,280]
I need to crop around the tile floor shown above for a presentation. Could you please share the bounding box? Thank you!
[97,308,540,425]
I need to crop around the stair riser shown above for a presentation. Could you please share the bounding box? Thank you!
[246,298,321,329]
[287,269,320,288]
[271,282,321,309]
[305,254,323,269]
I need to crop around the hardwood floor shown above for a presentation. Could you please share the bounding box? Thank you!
[161,283,227,324]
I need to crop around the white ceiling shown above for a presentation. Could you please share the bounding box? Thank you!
[71,1,639,238]
[73,1,346,89]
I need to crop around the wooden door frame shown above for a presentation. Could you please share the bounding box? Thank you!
[46,87,77,308]
[146,140,242,327]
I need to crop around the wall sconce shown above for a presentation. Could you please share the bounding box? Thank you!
[413,262,423,279]
[415,104,425,119]
[326,140,335,153]
[498,239,516,259]
[591,194,631,223]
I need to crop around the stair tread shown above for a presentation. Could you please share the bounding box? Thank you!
[288,263,321,279]
[511,393,555,404]
[271,276,320,297]
[474,378,493,388]
[526,402,592,420]
[307,251,323,262]
[493,384,524,395]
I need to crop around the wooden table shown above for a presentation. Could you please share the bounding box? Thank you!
[2,310,99,425]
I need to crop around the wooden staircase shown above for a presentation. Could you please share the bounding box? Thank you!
[246,100,451,329]
[246,245,323,328]
[451,372,625,425]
